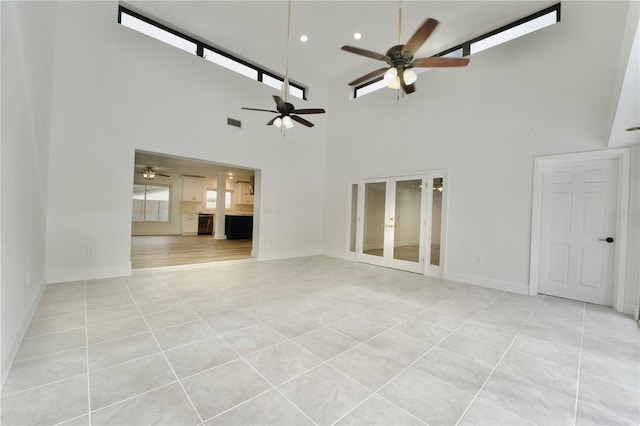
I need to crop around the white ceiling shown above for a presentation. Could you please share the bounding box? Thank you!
[134,150,255,181]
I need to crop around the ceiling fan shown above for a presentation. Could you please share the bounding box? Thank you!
[241,0,325,130]
[135,167,170,180]
[242,95,325,128]
[341,2,469,94]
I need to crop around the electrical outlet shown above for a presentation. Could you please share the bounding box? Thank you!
[474,256,482,265]
[87,246,95,255]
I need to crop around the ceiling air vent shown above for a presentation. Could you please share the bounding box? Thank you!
[227,117,242,128]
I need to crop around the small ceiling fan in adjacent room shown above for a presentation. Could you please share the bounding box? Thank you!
[135,167,170,180]
[341,2,470,94]
[241,0,325,130]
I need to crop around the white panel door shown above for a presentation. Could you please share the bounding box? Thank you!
[538,159,618,305]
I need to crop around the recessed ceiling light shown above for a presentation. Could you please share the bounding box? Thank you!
[300,35,308,42]
[353,33,362,40]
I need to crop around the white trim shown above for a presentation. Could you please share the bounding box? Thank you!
[529,148,631,312]
[1,282,46,387]
[444,271,529,295]
[47,264,132,284]
[257,248,323,261]
[323,249,347,259]
[622,302,638,316]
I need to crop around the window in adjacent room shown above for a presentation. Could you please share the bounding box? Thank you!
[132,184,170,222]
[206,189,232,209]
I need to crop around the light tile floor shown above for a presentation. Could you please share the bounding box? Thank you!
[1,256,639,426]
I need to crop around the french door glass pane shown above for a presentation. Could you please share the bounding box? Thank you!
[350,184,358,252]
[431,178,443,265]
[363,182,386,257]
[393,179,422,262]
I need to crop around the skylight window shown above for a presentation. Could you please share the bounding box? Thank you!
[470,9,559,55]
[120,12,196,54]
[354,3,560,98]
[117,6,307,100]
[262,74,283,91]
[203,48,258,80]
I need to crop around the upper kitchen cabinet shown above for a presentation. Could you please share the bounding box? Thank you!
[235,181,253,205]
[181,177,205,202]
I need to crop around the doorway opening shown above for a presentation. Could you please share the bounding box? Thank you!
[131,150,258,269]
[348,171,448,276]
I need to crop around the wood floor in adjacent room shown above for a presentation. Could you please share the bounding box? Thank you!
[131,235,252,269]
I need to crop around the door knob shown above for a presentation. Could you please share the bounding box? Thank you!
[598,237,615,243]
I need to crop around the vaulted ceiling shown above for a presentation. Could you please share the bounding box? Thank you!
[123,0,638,151]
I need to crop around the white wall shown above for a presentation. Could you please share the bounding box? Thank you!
[323,2,634,295]
[1,0,58,384]
[46,1,327,282]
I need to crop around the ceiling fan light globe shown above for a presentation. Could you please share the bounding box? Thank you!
[383,67,398,83]
[282,116,294,129]
[273,117,283,128]
[403,68,418,85]
[388,76,401,89]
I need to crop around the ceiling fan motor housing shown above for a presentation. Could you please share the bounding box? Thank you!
[278,102,296,116]
[386,44,413,68]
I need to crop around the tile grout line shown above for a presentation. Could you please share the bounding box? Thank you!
[328,287,505,426]
[452,294,547,425]
[88,381,180,417]
[155,276,319,426]
[573,302,587,426]
[122,284,206,425]
[83,281,92,426]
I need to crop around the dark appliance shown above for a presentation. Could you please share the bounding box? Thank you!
[197,213,214,235]
[225,215,253,240]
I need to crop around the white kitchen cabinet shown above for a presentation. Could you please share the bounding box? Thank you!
[235,181,254,205]
[181,213,198,235]
[181,177,205,202]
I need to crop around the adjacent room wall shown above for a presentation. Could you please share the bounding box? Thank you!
[323,2,634,298]
[46,1,327,282]
[1,0,58,384]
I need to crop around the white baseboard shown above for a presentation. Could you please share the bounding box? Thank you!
[322,249,347,259]
[621,302,639,316]
[443,271,529,295]
[47,264,132,284]
[257,248,323,261]
[1,281,46,388]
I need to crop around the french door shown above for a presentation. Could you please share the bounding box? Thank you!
[351,174,445,275]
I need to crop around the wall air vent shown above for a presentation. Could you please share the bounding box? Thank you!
[227,117,242,128]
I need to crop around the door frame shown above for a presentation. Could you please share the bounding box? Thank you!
[529,148,631,313]
[346,169,449,277]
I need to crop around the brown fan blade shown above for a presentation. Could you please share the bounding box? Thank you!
[291,115,314,127]
[341,45,389,62]
[273,95,287,112]
[293,108,326,115]
[348,67,390,86]
[401,18,439,56]
[242,107,279,113]
[400,70,416,95]
[267,117,279,126]
[157,173,171,178]
[411,57,470,68]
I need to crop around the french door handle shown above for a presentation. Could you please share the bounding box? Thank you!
[598,237,614,243]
